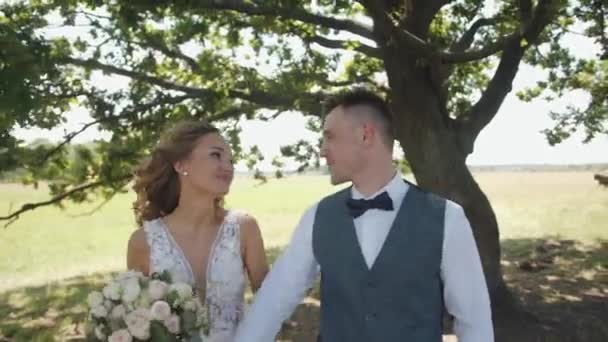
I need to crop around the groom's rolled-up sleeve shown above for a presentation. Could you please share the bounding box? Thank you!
[442,201,494,342]
[234,204,320,342]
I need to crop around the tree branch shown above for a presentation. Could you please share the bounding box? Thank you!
[458,0,559,153]
[451,17,500,52]
[407,0,452,36]
[62,57,212,97]
[321,75,380,87]
[29,94,192,169]
[192,0,374,40]
[63,57,326,117]
[519,0,534,24]
[442,34,519,63]
[357,0,394,40]
[358,1,518,64]
[360,0,548,65]
[440,17,503,100]
[231,89,326,117]
[306,35,381,58]
[207,107,245,122]
[135,36,201,73]
[36,119,101,165]
[0,175,131,227]
[66,190,119,218]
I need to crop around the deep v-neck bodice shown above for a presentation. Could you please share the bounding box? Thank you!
[158,217,223,289]
[143,210,247,341]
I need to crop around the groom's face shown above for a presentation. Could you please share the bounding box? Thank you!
[321,106,363,185]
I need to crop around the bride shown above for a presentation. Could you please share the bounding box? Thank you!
[127,120,269,341]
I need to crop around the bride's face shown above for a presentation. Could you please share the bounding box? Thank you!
[176,132,234,197]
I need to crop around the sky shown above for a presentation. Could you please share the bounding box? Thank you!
[10,4,608,170]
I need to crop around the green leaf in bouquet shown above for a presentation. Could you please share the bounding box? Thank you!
[159,270,173,283]
[108,316,127,332]
[140,277,150,288]
[136,290,152,308]
[150,320,179,342]
[166,291,180,308]
[180,310,197,332]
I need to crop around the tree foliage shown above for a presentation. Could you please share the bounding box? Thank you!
[0,0,605,225]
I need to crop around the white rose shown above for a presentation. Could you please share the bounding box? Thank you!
[94,325,106,340]
[110,304,127,320]
[91,305,108,318]
[169,283,193,300]
[164,314,180,334]
[150,301,172,321]
[103,282,122,301]
[183,299,197,311]
[148,280,169,301]
[108,329,133,342]
[125,308,151,340]
[87,291,104,308]
[122,279,141,303]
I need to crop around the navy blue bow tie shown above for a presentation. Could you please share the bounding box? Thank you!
[346,191,394,218]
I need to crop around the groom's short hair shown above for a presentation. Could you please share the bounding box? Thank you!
[324,88,395,149]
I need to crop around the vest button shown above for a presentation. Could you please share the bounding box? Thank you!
[365,313,377,321]
[367,281,376,288]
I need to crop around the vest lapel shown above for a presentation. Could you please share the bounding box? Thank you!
[336,188,370,272]
[368,183,418,273]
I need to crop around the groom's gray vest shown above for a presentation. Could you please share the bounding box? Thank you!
[312,182,446,342]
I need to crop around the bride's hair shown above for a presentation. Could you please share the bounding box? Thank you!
[132,120,223,226]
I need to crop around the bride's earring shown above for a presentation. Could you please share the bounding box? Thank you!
[182,171,188,176]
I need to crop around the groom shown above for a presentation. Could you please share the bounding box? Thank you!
[234,89,494,342]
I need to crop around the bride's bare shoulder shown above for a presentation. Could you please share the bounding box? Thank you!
[127,228,150,274]
[128,228,148,251]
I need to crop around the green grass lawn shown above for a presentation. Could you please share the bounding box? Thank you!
[0,171,606,341]
[1,171,605,292]
[0,175,342,291]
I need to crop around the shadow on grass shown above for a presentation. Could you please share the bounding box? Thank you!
[496,238,608,342]
[0,272,116,341]
[270,240,608,342]
[1,240,605,342]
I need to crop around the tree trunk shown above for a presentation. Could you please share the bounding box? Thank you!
[404,138,533,341]
[382,49,528,339]
[396,123,507,301]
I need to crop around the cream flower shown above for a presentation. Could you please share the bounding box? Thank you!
[164,314,180,334]
[125,308,151,340]
[122,279,141,303]
[148,280,169,301]
[108,329,133,342]
[150,300,172,321]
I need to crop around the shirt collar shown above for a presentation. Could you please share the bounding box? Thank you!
[351,171,408,202]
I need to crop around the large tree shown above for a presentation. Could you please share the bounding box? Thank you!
[1,0,606,329]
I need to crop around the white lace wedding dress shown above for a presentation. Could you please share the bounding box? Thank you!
[143,210,246,342]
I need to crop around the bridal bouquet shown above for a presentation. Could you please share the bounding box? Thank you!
[86,270,209,342]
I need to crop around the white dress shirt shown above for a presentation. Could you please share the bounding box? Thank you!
[235,173,494,342]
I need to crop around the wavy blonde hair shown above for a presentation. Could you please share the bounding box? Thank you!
[132,120,224,226]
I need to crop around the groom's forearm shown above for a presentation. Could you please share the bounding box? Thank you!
[235,204,320,342]
[235,255,318,341]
